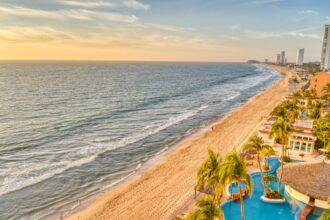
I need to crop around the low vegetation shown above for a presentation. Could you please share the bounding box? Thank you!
[265,189,283,199]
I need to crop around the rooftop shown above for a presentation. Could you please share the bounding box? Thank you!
[278,162,330,201]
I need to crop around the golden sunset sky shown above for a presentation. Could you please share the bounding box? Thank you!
[1,0,329,61]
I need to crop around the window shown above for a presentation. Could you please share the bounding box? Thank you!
[301,142,307,151]
[307,143,312,152]
[294,142,300,150]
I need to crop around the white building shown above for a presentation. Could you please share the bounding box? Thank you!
[276,54,281,64]
[321,24,330,71]
[281,51,286,65]
[296,48,304,66]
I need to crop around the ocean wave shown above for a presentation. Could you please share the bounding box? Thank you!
[0,105,208,196]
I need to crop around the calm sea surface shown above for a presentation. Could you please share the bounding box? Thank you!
[0,61,281,219]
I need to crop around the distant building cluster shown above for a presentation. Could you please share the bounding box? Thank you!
[264,24,330,73]
[275,51,286,65]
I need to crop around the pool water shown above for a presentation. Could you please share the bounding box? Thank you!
[222,157,307,220]
[307,207,326,220]
[229,181,247,195]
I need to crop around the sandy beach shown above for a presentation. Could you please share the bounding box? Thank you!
[67,65,295,220]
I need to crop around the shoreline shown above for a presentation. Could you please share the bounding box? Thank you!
[66,64,294,220]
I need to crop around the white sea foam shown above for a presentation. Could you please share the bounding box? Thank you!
[0,105,208,196]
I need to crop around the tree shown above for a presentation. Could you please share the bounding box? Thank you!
[310,88,317,99]
[243,135,273,193]
[322,83,330,104]
[261,146,275,166]
[270,104,287,119]
[301,87,311,99]
[219,151,253,220]
[269,117,290,192]
[196,149,222,200]
[309,101,322,119]
[187,196,224,220]
[315,114,330,150]
[263,174,277,189]
[285,101,300,122]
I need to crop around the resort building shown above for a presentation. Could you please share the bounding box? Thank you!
[321,24,330,71]
[310,72,330,97]
[288,119,316,154]
[279,162,330,213]
[296,48,304,66]
[258,119,317,154]
[288,132,316,154]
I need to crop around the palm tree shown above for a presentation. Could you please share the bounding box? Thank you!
[261,146,275,167]
[196,149,222,200]
[301,87,311,99]
[322,83,330,104]
[315,114,330,150]
[269,117,290,192]
[263,174,277,190]
[188,195,224,220]
[270,104,287,119]
[284,101,300,122]
[309,104,321,119]
[218,151,253,220]
[310,88,317,99]
[243,134,273,193]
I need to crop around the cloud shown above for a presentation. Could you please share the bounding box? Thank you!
[60,1,115,8]
[222,26,322,40]
[0,26,77,44]
[0,5,138,22]
[249,0,283,5]
[230,24,240,30]
[298,10,318,16]
[59,0,149,10]
[295,10,319,21]
[326,16,330,20]
[121,0,150,10]
[285,31,321,39]
[0,23,206,50]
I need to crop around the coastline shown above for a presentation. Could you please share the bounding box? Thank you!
[66,64,294,220]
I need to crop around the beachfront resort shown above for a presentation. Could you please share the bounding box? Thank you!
[177,29,330,220]
[177,71,330,220]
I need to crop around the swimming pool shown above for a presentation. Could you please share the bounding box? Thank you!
[221,157,308,220]
[228,181,247,195]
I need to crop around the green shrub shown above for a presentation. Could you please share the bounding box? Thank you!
[265,189,283,199]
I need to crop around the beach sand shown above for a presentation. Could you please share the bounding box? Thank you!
[66,65,295,220]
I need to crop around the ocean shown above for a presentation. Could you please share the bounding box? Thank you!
[0,61,281,220]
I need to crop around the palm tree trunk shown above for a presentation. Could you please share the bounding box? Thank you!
[278,144,284,192]
[238,181,245,220]
[257,154,266,194]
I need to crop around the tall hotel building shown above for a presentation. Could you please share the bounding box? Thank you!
[280,51,286,65]
[321,24,330,71]
[296,48,304,66]
[276,54,281,64]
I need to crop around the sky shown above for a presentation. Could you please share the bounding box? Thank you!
[0,0,329,62]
